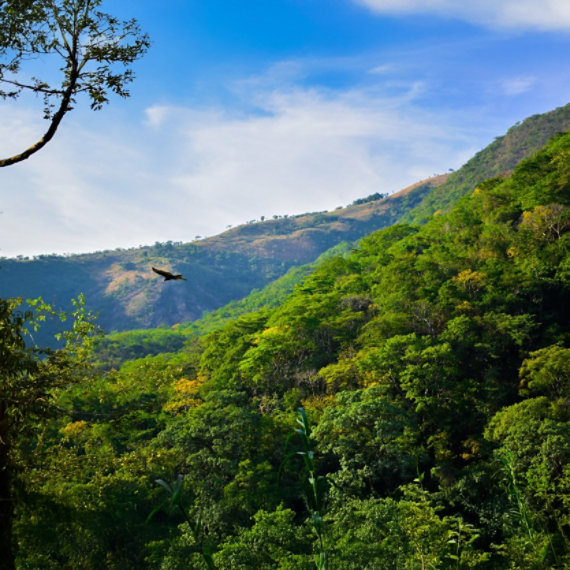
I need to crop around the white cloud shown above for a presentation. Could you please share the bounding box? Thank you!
[369,63,396,75]
[144,105,171,128]
[498,76,537,96]
[153,85,479,227]
[354,0,570,31]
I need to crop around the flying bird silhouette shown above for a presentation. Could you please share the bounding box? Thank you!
[152,267,187,281]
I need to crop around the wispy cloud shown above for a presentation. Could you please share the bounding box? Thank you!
[498,76,538,96]
[144,105,172,128]
[369,63,396,75]
[354,0,570,31]
[143,81,483,224]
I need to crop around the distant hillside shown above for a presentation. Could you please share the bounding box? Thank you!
[401,102,570,223]
[0,176,441,339]
[93,241,354,369]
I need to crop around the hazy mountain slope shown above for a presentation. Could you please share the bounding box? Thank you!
[0,177,440,337]
[400,102,570,223]
[93,241,354,368]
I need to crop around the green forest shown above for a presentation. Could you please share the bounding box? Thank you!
[2,131,570,568]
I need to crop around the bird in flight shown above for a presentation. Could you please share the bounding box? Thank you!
[152,267,187,281]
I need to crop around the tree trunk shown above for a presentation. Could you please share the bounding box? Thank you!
[0,82,74,167]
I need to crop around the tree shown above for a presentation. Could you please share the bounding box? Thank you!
[0,298,39,569]
[0,0,149,167]
[0,295,98,568]
[213,506,312,569]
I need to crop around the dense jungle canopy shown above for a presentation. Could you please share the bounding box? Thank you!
[1,131,570,568]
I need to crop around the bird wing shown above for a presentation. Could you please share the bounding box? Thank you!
[152,267,174,278]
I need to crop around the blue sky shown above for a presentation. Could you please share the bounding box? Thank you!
[2,0,570,257]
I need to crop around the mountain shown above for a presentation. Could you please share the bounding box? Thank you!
[93,241,354,369]
[1,103,570,340]
[0,175,444,337]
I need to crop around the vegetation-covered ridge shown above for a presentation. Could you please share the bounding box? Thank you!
[0,174,441,339]
[401,101,570,224]
[3,131,570,568]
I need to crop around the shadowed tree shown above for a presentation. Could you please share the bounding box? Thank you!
[0,296,98,568]
[0,0,149,167]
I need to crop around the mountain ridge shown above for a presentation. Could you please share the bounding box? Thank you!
[2,103,570,338]
[401,102,570,223]
[0,175,445,335]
